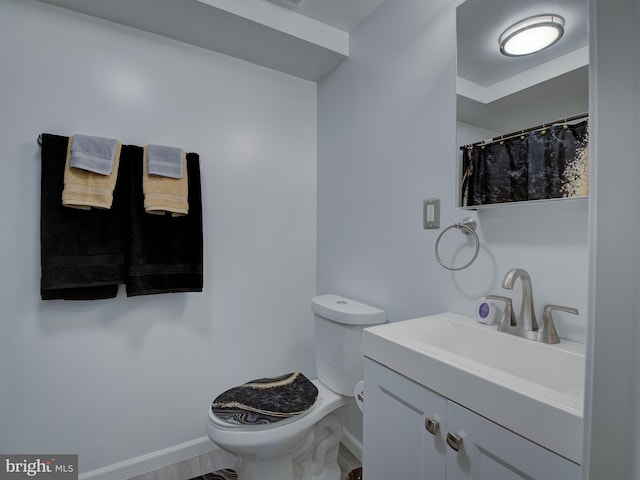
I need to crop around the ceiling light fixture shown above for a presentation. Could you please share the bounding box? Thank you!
[499,14,565,57]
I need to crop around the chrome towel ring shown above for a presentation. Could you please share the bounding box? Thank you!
[435,217,480,271]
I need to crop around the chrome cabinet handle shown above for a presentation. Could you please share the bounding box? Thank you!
[425,417,440,435]
[446,432,463,452]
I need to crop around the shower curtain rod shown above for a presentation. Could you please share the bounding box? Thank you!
[460,112,589,150]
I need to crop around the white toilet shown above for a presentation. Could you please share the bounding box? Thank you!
[207,294,385,480]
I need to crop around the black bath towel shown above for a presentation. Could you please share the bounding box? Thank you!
[40,134,126,300]
[122,145,203,296]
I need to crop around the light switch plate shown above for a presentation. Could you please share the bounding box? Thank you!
[423,198,440,229]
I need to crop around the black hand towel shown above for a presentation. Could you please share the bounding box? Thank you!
[40,134,126,300]
[123,145,203,296]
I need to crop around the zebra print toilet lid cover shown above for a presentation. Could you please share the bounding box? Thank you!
[211,372,319,425]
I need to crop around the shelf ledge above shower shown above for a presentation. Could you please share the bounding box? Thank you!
[457,47,588,105]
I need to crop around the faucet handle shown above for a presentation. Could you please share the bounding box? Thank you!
[539,305,579,344]
[486,295,516,327]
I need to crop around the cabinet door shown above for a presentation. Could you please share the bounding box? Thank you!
[446,402,581,480]
[363,359,448,480]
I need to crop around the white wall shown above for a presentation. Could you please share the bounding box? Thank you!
[318,0,589,443]
[0,0,317,474]
[582,0,640,478]
[0,305,6,453]
[3,0,637,476]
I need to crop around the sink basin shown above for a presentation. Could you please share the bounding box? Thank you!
[362,312,585,464]
[403,313,585,397]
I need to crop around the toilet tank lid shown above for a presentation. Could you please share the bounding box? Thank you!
[311,295,385,326]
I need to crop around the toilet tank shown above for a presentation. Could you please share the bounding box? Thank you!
[311,295,385,396]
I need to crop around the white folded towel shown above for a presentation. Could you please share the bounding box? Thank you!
[69,134,119,175]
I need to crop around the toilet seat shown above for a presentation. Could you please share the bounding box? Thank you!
[209,406,313,431]
[211,372,318,427]
[208,379,346,435]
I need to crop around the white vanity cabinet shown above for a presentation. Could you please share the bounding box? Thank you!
[362,357,448,479]
[363,359,581,480]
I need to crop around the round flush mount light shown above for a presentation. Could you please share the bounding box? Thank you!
[499,14,565,57]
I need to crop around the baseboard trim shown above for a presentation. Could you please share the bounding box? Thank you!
[80,430,362,479]
[341,428,363,463]
[79,436,218,480]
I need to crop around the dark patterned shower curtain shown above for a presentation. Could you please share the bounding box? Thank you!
[460,119,589,207]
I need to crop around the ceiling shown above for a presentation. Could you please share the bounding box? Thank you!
[300,0,588,84]
[36,0,387,82]
[39,0,588,121]
[457,0,588,87]
[456,0,589,132]
[292,0,387,32]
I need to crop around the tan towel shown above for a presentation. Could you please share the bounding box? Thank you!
[143,146,189,216]
[62,136,122,210]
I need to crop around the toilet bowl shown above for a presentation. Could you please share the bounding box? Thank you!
[208,380,347,479]
[206,295,385,480]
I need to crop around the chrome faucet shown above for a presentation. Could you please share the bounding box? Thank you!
[488,268,579,344]
[539,305,579,344]
[502,268,538,332]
